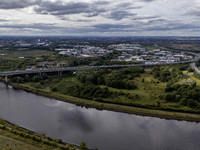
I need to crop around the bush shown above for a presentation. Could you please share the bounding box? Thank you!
[57,139,63,144]
[11,77,24,83]
[51,86,58,92]
[32,76,41,82]
[80,141,88,150]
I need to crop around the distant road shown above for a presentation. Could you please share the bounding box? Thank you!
[189,53,200,74]
[190,62,200,74]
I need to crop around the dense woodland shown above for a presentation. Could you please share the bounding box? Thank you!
[153,65,200,109]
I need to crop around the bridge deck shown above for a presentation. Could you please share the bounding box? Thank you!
[0,60,194,77]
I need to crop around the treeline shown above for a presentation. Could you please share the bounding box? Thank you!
[76,67,144,90]
[153,66,183,82]
[0,58,37,71]
[11,74,48,83]
[61,82,111,101]
[56,67,144,101]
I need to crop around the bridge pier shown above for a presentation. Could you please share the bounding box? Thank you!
[5,76,8,83]
[58,71,62,76]
[38,72,42,77]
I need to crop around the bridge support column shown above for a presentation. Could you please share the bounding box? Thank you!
[58,71,62,76]
[38,72,42,77]
[5,76,8,83]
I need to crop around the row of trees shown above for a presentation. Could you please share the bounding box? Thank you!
[153,66,183,82]
[76,67,144,90]
[11,74,48,83]
[0,58,37,71]
[61,82,111,100]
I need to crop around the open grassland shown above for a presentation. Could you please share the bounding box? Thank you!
[0,134,42,150]
[189,75,200,86]
[0,49,54,58]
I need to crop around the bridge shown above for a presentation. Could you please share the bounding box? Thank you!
[0,60,194,78]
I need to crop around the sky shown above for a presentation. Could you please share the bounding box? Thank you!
[0,0,200,36]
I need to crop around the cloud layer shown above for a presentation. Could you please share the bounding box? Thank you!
[0,0,198,36]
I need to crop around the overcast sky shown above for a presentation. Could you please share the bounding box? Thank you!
[0,0,199,36]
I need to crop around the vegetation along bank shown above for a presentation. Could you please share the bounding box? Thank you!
[5,64,200,122]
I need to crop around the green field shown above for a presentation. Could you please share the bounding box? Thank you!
[190,75,200,85]
[0,134,42,150]
[0,49,54,58]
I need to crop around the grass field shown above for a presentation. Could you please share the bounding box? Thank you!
[189,75,200,85]
[0,49,54,58]
[0,134,42,150]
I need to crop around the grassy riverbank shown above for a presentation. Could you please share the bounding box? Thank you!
[7,80,200,122]
[0,118,82,150]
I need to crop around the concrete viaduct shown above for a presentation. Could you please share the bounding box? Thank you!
[0,60,194,82]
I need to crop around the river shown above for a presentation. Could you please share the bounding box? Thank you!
[0,82,200,150]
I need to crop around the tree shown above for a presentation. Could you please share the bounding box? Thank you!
[11,77,24,83]
[32,76,41,82]
[51,86,58,92]
[24,75,30,82]
[80,141,88,150]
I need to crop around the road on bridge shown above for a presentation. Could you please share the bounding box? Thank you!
[0,60,195,77]
[190,53,200,74]
[190,62,200,74]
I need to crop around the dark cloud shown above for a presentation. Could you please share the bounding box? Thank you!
[84,13,100,17]
[188,10,200,17]
[34,1,90,15]
[59,16,93,22]
[92,24,133,30]
[34,1,107,17]
[115,2,142,9]
[0,0,40,9]
[146,18,166,24]
[0,19,10,22]
[107,10,136,20]
[140,0,156,2]
[0,23,65,30]
[93,1,110,5]
[33,1,142,21]
[133,15,160,20]
[142,22,200,31]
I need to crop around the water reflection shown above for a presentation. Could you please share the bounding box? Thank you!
[0,82,199,150]
[58,107,94,132]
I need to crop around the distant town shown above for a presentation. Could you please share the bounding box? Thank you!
[0,37,196,70]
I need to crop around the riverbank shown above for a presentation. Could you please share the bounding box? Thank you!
[7,81,200,122]
[0,117,81,150]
